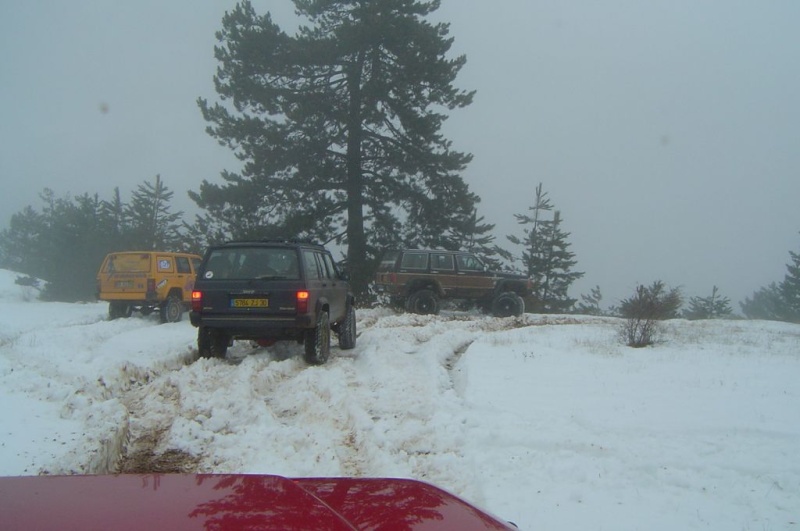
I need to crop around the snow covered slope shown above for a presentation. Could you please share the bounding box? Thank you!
[0,269,797,530]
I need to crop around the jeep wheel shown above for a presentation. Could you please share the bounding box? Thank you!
[338,304,357,350]
[198,327,228,359]
[108,302,131,320]
[304,311,331,365]
[160,296,183,323]
[407,289,440,315]
[492,292,524,317]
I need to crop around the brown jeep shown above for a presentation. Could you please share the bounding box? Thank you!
[373,249,532,317]
[96,251,202,323]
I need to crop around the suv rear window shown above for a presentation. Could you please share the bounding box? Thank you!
[400,251,428,270]
[105,253,151,273]
[203,247,300,280]
[377,251,400,271]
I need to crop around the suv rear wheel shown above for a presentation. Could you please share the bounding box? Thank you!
[406,289,440,315]
[160,295,183,323]
[108,302,132,320]
[491,291,525,317]
[198,327,229,359]
[304,311,331,365]
[337,303,357,350]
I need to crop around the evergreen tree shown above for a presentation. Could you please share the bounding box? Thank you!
[780,244,800,321]
[193,0,476,295]
[125,175,184,251]
[448,208,512,271]
[683,286,733,320]
[740,283,789,321]
[0,189,109,301]
[576,285,604,316]
[741,235,800,323]
[507,184,583,313]
[619,281,682,320]
[0,204,47,276]
[0,178,194,302]
[100,187,130,248]
[507,182,552,278]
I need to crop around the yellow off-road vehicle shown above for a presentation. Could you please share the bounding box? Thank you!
[96,251,202,323]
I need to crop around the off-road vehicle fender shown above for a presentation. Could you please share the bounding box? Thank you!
[404,279,443,298]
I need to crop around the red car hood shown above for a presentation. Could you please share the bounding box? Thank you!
[0,474,515,530]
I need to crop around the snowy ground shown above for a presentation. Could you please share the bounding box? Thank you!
[0,268,798,530]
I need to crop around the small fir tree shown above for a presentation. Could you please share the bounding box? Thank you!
[741,235,800,323]
[576,285,604,316]
[683,286,733,320]
[779,243,800,321]
[125,175,184,251]
[507,184,583,313]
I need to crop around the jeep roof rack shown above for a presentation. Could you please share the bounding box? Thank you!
[223,238,323,247]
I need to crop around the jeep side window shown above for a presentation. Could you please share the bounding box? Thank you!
[430,253,454,271]
[303,250,322,280]
[401,252,428,270]
[176,257,191,274]
[321,253,337,280]
[456,254,483,272]
[191,257,201,273]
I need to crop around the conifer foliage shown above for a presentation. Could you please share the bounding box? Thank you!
[741,235,800,323]
[0,178,189,301]
[192,0,477,295]
[683,286,732,320]
[507,183,583,313]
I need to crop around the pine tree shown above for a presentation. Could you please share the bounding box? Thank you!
[100,187,129,248]
[780,245,800,321]
[193,0,476,295]
[741,235,800,323]
[125,175,184,251]
[0,189,111,301]
[741,283,789,321]
[448,208,512,271]
[507,184,583,313]
[576,285,604,316]
[683,286,733,320]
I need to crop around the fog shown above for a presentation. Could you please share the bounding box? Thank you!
[2,0,799,308]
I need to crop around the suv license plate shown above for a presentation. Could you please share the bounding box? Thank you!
[232,298,268,308]
[115,281,134,288]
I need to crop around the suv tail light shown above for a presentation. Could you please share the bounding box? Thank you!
[146,278,157,300]
[191,290,203,312]
[296,290,310,314]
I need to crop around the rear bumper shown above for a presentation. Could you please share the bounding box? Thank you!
[190,312,314,338]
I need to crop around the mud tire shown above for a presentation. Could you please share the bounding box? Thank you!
[304,311,331,365]
[491,291,525,317]
[338,303,357,350]
[198,327,229,359]
[407,289,440,315]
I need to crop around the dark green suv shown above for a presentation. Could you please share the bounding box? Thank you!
[190,240,356,365]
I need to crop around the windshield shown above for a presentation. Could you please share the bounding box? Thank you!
[202,248,300,280]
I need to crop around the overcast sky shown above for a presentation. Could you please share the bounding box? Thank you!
[1,1,799,309]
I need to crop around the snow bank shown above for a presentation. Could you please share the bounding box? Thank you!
[1,269,799,530]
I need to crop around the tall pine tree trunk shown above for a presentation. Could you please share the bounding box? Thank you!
[345,54,369,297]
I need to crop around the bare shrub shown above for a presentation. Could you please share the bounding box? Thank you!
[619,281,682,347]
